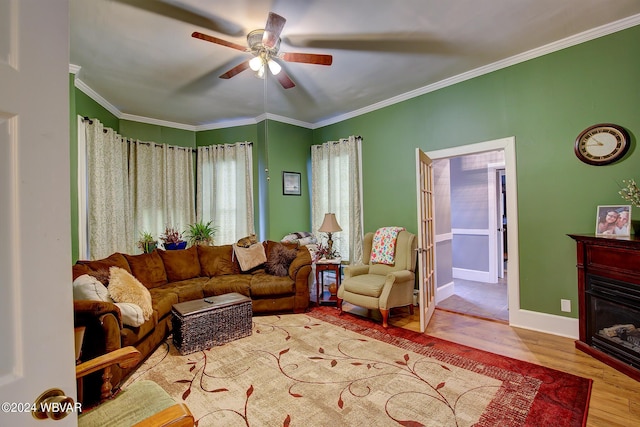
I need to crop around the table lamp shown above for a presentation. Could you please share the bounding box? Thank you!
[318,213,342,259]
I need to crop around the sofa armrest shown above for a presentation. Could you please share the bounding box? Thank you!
[74,300,123,328]
[288,246,312,280]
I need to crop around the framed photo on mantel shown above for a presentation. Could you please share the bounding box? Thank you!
[282,171,301,196]
[595,205,631,236]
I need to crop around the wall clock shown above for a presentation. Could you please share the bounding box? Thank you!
[574,123,630,166]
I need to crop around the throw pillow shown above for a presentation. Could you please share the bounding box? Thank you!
[266,244,298,277]
[123,251,168,289]
[157,245,201,282]
[108,267,153,321]
[197,244,240,276]
[114,302,146,327]
[73,274,113,302]
[232,242,267,272]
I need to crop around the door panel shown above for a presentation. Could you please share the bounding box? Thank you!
[0,1,76,425]
[416,148,436,332]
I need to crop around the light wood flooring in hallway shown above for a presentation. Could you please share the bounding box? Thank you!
[437,277,508,322]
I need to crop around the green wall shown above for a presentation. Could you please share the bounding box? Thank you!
[264,120,313,239]
[313,25,640,318]
[70,24,640,320]
[120,120,195,147]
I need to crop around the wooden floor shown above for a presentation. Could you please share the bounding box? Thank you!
[341,306,640,426]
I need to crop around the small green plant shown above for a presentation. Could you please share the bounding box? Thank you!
[186,220,218,246]
[137,231,157,254]
[160,225,184,245]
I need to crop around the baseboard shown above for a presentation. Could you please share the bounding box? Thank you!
[436,281,454,303]
[452,267,491,283]
[509,309,579,339]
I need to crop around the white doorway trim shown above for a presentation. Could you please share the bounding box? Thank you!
[427,137,520,324]
[488,161,505,283]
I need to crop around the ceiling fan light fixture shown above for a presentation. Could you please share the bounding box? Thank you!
[249,56,263,71]
[267,59,281,75]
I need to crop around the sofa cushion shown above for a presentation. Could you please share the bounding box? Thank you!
[123,251,168,289]
[76,253,131,283]
[197,244,240,276]
[203,275,251,297]
[250,274,296,297]
[156,245,201,282]
[155,278,208,302]
[148,288,179,319]
[108,267,153,320]
[265,244,298,277]
[342,273,386,298]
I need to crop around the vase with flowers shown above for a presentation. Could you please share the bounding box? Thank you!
[160,225,186,250]
[619,179,640,234]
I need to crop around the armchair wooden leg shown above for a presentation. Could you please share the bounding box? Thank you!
[380,309,389,328]
[337,298,343,315]
[409,304,414,315]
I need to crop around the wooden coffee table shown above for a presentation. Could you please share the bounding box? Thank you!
[171,293,252,355]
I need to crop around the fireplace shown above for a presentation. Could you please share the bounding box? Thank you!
[585,275,640,370]
[569,234,640,381]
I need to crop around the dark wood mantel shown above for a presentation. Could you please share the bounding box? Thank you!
[568,234,640,381]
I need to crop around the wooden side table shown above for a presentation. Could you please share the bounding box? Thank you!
[315,259,342,306]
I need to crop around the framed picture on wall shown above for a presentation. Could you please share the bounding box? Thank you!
[282,171,301,196]
[595,205,631,236]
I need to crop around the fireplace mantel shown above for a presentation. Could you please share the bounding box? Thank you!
[569,234,640,381]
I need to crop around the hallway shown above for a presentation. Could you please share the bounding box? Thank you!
[437,277,508,322]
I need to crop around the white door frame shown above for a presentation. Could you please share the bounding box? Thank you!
[427,137,519,324]
[488,162,505,283]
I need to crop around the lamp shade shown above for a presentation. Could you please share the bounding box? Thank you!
[318,213,342,233]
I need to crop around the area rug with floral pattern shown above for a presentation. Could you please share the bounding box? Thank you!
[124,307,591,426]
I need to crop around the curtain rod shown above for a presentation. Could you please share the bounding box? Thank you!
[82,117,253,152]
[312,135,363,148]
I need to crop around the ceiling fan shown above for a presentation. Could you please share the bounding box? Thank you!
[192,12,333,89]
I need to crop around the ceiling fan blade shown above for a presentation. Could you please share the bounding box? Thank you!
[192,32,247,52]
[275,71,295,89]
[219,60,251,79]
[284,33,458,54]
[280,52,333,66]
[262,12,286,49]
[113,0,244,36]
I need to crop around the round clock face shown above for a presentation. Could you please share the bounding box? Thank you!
[574,123,630,166]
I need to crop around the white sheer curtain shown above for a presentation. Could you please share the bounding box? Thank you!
[79,117,196,259]
[82,118,133,259]
[129,140,195,243]
[196,143,254,245]
[311,135,363,263]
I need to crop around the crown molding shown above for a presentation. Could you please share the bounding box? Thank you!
[72,14,640,132]
[313,14,640,128]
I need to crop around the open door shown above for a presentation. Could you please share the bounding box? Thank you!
[416,148,436,332]
[0,2,76,425]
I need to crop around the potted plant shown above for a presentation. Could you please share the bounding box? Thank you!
[136,230,157,254]
[186,220,218,246]
[160,225,187,250]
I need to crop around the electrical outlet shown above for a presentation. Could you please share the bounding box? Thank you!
[561,299,571,312]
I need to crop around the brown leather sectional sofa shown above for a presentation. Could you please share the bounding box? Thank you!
[72,241,312,404]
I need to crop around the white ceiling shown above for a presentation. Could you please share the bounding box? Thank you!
[70,0,640,130]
